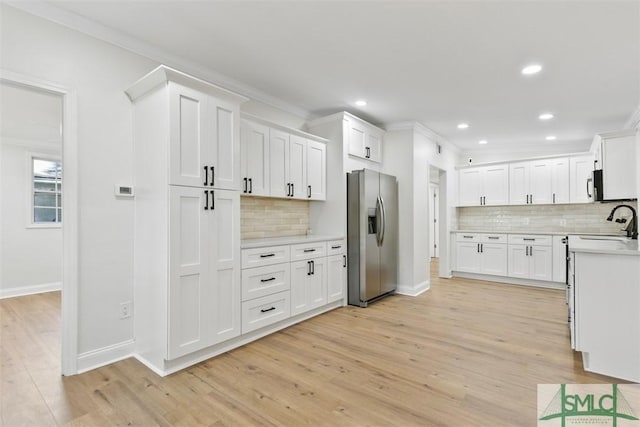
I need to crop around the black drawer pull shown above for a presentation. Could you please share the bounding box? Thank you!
[260,307,276,313]
[260,277,276,283]
[523,238,536,241]
[210,166,214,186]
[463,235,474,238]
[331,245,342,249]
[488,236,499,240]
[259,253,276,258]
[203,165,209,186]
[303,248,316,253]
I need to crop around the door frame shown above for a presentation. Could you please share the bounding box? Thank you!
[428,183,439,258]
[1,69,78,375]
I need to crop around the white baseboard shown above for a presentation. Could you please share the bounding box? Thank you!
[396,280,430,297]
[0,282,61,299]
[452,271,565,290]
[76,339,135,374]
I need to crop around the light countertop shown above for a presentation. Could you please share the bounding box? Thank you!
[451,230,629,237]
[568,235,640,256]
[241,234,345,249]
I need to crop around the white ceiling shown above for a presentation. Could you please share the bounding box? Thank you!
[16,1,640,154]
[0,82,62,144]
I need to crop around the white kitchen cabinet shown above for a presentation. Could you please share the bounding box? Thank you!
[597,130,638,200]
[168,82,241,191]
[509,160,552,205]
[127,65,247,372]
[306,140,326,200]
[552,235,567,283]
[290,257,327,316]
[569,154,595,203]
[507,235,553,281]
[345,116,383,162]
[288,135,307,200]
[327,253,347,303]
[458,165,508,206]
[480,243,508,276]
[454,233,507,275]
[455,241,482,272]
[240,120,270,196]
[550,157,570,204]
[269,128,289,198]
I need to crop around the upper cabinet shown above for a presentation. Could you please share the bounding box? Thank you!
[569,154,595,203]
[240,114,327,201]
[458,164,508,206]
[345,115,384,162]
[509,158,569,205]
[594,130,637,201]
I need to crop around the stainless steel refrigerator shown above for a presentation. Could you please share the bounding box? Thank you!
[347,169,398,307]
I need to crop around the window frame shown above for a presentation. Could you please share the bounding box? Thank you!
[27,152,62,229]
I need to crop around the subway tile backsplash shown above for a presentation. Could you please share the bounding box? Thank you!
[457,201,638,235]
[241,196,310,240]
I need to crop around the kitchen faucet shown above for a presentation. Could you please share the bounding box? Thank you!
[606,204,638,240]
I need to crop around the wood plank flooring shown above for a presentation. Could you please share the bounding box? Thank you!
[0,261,624,426]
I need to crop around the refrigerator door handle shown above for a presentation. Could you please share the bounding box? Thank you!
[375,196,382,247]
[379,195,386,247]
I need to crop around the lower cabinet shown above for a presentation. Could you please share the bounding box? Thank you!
[241,291,291,334]
[455,233,507,276]
[507,235,553,281]
[327,254,347,303]
[291,258,327,316]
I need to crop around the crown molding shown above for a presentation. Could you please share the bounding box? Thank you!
[385,121,461,154]
[5,1,314,121]
[625,105,640,130]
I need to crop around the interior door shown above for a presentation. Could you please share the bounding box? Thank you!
[378,172,398,294]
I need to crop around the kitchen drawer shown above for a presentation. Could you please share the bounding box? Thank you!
[456,233,481,242]
[242,263,290,302]
[508,234,552,246]
[242,245,290,268]
[241,291,291,334]
[290,241,327,261]
[481,234,507,244]
[327,239,346,255]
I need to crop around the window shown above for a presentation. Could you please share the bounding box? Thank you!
[32,157,62,224]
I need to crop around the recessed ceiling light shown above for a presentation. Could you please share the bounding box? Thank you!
[355,100,367,107]
[545,135,557,141]
[522,64,542,75]
[457,123,469,129]
[539,113,554,120]
[478,140,488,145]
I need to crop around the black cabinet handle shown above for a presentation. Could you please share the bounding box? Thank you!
[477,243,480,253]
[331,245,341,249]
[308,185,311,198]
[211,190,215,210]
[203,166,208,186]
[287,183,291,197]
[365,147,371,158]
[210,166,214,186]
[526,246,529,256]
[260,307,276,313]
[260,277,276,283]
[307,261,311,276]
[291,183,294,197]
[259,253,275,258]
[311,260,315,275]
[463,235,474,239]
[248,178,253,194]
[204,190,209,210]
[488,236,499,240]
[343,255,346,267]
[480,196,482,205]
[530,194,533,204]
[303,248,316,253]
[243,177,248,193]
[523,238,535,241]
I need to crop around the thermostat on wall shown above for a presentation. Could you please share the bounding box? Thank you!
[115,185,135,198]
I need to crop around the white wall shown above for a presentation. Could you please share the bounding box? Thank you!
[0,4,309,363]
[0,139,62,296]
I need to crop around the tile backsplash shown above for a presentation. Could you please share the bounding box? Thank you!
[241,196,310,240]
[457,201,638,234]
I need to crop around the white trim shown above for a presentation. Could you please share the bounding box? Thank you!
[0,282,61,299]
[452,271,565,290]
[385,121,462,155]
[6,1,313,122]
[453,150,592,170]
[241,112,329,143]
[76,339,135,374]
[395,281,430,297]
[625,105,640,130]
[1,68,79,376]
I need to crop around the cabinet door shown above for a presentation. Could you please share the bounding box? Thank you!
[550,158,570,204]
[507,245,529,279]
[530,246,553,282]
[479,244,507,276]
[288,135,307,200]
[210,98,240,190]
[327,254,346,303]
[458,168,482,206]
[307,258,327,311]
[169,83,209,188]
[306,140,326,200]
[455,242,481,273]
[209,190,241,344]
[482,165,509,205]
[269,129,289,198]
[569,155,595,203]
[290,259,311,315]
[346,119,366,158]
[529,160,552,204]
[366,131,382,162]
[240,120,270,196]
[168,186,210,359]
[552,236,567,283]
[509,162,529,205]
[602,134,637,200]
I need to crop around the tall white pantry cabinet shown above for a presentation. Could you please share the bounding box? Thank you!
[126,66,248,371]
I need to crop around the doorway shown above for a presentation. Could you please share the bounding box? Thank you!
[428,166,442,259]
[0,70,77,375]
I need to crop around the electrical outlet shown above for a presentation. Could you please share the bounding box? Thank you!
[120,301,132,319]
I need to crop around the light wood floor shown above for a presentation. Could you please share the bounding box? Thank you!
[1,261,623,426]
